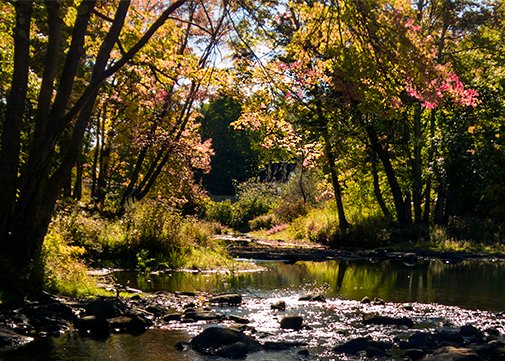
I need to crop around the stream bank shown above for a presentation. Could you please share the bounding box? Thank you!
[3,237,505,360]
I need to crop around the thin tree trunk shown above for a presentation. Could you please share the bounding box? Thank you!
[366,124,411,225]
[412,105,423,224]
[323,131,350,233]
[91,108,102,198]
[423,110,436,223]
[73,150,83,200]
[369,147,390,219]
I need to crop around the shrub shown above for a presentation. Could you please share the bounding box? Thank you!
[204,179,279,231]
[249,213,277,231]
[42,231,99,297]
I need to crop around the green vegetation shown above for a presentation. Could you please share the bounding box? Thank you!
[0,0,503,300]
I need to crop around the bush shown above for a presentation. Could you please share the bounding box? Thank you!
[42,231,99,297]
[249,213,277,231]
[47,199,234,272]
[204,179,279,231]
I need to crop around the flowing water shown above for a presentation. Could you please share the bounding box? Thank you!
[3,258,505,361]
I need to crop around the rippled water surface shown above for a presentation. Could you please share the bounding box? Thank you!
[115,258,505,311]
[3,258,505,361]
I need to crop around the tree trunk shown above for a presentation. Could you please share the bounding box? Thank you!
[323,131,350,233]
[412,105,423,224]
[369,147,390,219]
[0,2,33,239]
[423,110,437,223]
[0,0,189,301]
[366,124,411,225]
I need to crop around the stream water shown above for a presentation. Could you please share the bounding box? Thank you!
[2,258,505,361]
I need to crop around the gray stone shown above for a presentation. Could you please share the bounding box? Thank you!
[208,294,242,305]
[298,293,326,302]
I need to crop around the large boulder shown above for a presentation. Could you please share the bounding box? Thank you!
[190,326,261,356]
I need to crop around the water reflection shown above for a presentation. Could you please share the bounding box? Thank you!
[114,259,505,311]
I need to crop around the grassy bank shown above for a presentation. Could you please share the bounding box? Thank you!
[248,201,505,254]
[42,199,251,298]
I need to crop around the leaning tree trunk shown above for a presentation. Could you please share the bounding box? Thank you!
[366,125,411,225]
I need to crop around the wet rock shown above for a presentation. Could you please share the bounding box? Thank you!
[404,348,426,360]
[263,341,307,350]
[108,315,148,335]
[298,293,326,302]
[280,316,303,330]
[366,346,387,357]
[373,297,385,305]
[403,304,415,311]
[208,294,242,306]
[271,300,286,311]
[470,343,500,359]
[0,327,33,349]
[460,325,484,340]
[75,315,111,339]
[85,298,125,319]
[361,296,371,304]
[485,328,500,337]
[216,341,249,359]
[363,315,414,328]
[190,326,261,356]
[146,305,165,316]
[333,337,393,355]
[228,315,250,324]
[298,349,310,357]
[402,332,437,351]
[435,330,464,345]
[184,309,223,321]
[175,341,190,351]
[163,313,182,322]
[402,252,418,266]
[423,346,481,361]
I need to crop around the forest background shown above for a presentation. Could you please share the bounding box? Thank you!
[0,0,503,302]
